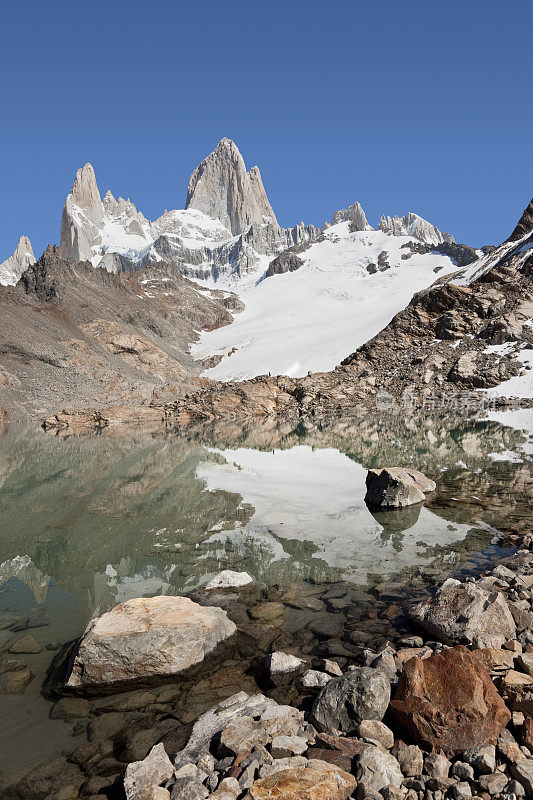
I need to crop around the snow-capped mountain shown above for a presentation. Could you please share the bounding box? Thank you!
[0,235,35,286]
[59,139,320,281]
[1,137,483,383]
[192,220,464,379]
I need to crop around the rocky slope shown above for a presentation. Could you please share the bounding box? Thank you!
[0,247,237,422]
[43,200,533,433]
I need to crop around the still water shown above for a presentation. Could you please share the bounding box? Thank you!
[0,411,532,785]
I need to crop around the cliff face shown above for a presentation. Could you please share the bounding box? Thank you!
[185,138,279,235]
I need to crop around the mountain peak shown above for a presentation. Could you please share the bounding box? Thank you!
[507,197,533,242]
[378,211,453,246]
[185,139,278,235]
[0,235,35,286]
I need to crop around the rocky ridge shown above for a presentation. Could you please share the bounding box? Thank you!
[44,200,533,433]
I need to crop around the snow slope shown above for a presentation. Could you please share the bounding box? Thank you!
[192,223,459,379]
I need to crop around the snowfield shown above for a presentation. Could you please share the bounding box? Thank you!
[192,223,459,380]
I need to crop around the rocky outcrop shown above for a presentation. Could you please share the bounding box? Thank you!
[60,163,105,263]
[409,578,516,648]
[66,596,236,692]
[186,138,278,236]
[331,201,370,231]
[507,197,533,242]
[391,645,511,755]
[364,467,436,509]
[379,211,454,246]
[0,235,35,286]
[265,249,304,278]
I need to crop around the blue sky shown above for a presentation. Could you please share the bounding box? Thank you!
[1,0,531,260]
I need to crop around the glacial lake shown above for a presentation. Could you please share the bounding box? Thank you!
[0,411,532,786]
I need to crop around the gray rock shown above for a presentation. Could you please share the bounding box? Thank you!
[170,777,208,800]
[124,744,174,800]
[451,762,475,781]
[424,754,451,780]
[358,719,394,749]
[270,734,308,758]
[511,760,533,796]
[310,666,390,734]
[259,756,308,778]
[462,744,496,774]
[174,693,304,770]
[478,771,509,795]
[365,467,436,509]
[67,596,236,691]
[355,746,403,798]
[300,669,332,691]
[450,782,472,799]
[409,578,516,648]
[397,745,424,777]
[204,570,253,590]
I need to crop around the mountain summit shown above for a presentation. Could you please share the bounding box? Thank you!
[185,138,278,235]
[0,235,35,285]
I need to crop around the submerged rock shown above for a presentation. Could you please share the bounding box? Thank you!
[364,467,436,509]
[391,645,511,755]
[409,578,516,648]
[66,596,236,692]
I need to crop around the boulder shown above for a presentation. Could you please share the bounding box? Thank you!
[248,760,356,800]
[409,578,516,648]
[310,666,390,734]
[355,746,403,798]
[66,596,236,691]
[124,744,174,800]
[174,692,306,770]
[365,467,436,509]
[390,645,511,755]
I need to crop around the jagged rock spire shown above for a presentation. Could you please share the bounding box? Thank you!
[0,235,35,286]
[378,212,453,246]
[185,138,279,235]
[60,163,104,263]
[331,201,370,230]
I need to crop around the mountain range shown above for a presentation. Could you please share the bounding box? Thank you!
[0,138,531,424]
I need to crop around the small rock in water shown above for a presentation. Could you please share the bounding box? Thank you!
[265,652,305,674]
[365,467,436,509]
[204,570,254,590]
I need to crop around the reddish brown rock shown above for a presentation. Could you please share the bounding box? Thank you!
[248,761,356,800]
[390,645,510,755]
[521,717,533,750]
